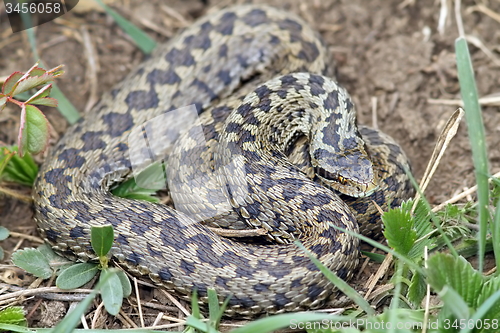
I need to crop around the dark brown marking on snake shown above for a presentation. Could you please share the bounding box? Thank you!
[69,226,86,239]
[278,18,303,32]
[47,193,69,211]
[225,122,240,134]
[203,64,211,73]
[309,75,326,96]
[336,267,349,280]
[44,229,60,243]
[254,85,272,99]
[165,47,196,67]
[124,89,159,112]
[269,34,281,45]
[218,44,228,58]
[307,285,324,300]
[297,41,320,62]
[244,201,263,217]
[215,276,230,288]
[190,78,218,101]
[111,88,120,98]
[258,97,272,112]
[273,293,290,307]
[43,168,65,185]
[240,129,256,143]
[80,132,106,151]
[214,11,237,35]
[147,68,182,85]
[116,234,129,246]
[322,90,341,113]
[158,267,173,281]
[217,70,232,85]
[236,54,249,68]
[57,149,86,168]
[252,283,269,293]
[114,142,128,152]
[279,74,299,88]
[241,8,268,27]
[102,112,135,137]
[179,259,196,274]
[126,252,145,266]
[184,22,212,50]
[146,244,163,258]
[281,187,300,201]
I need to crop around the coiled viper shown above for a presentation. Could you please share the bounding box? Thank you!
[33,5,413,317]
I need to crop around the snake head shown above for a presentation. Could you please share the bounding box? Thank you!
[312,148,378,198]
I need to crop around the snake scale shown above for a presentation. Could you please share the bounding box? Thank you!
[33,5,413,317]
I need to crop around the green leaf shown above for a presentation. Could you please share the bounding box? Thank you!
[11,248,52,279]
[56,262,99,289]
[100,269,123,316]
[463,289,500,333]
[438,285,470,320]
[407,270,426,306]
[426,254,484,307]
[382,204,416,256]
[112,161,166,201]
[49,269,114,333]
[0,226,9,241]
[1,147,38,186]
[477,275,500,320]
[116,270,132,298]
[37,244,73,273]
[18,104,50,156]
[91,225,114,257]
[0,306,26,326]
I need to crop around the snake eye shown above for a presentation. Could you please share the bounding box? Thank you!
[314,166,345,184]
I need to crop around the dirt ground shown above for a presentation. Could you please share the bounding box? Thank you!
[1,0,500,330]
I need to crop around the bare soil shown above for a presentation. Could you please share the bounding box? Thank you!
[1,0,499,330]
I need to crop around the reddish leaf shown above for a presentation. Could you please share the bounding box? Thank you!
[18,105,27,156]
[30,97,58,107]
[28,67,47,77]
[0,95,7,111]
[2,72,23,95]
[46,65,64,78]
[26,84,52,103]
[12,73,54,96]
[18,105,50,156]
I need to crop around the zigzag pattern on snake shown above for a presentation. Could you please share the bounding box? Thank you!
[33,5,413,317]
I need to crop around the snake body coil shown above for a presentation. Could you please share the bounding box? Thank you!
[33,5,413,317]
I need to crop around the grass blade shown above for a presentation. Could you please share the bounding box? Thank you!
[94,0,156,54]
[295,241,375,316]
[455,37,490,272]
[230,313,349,333]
